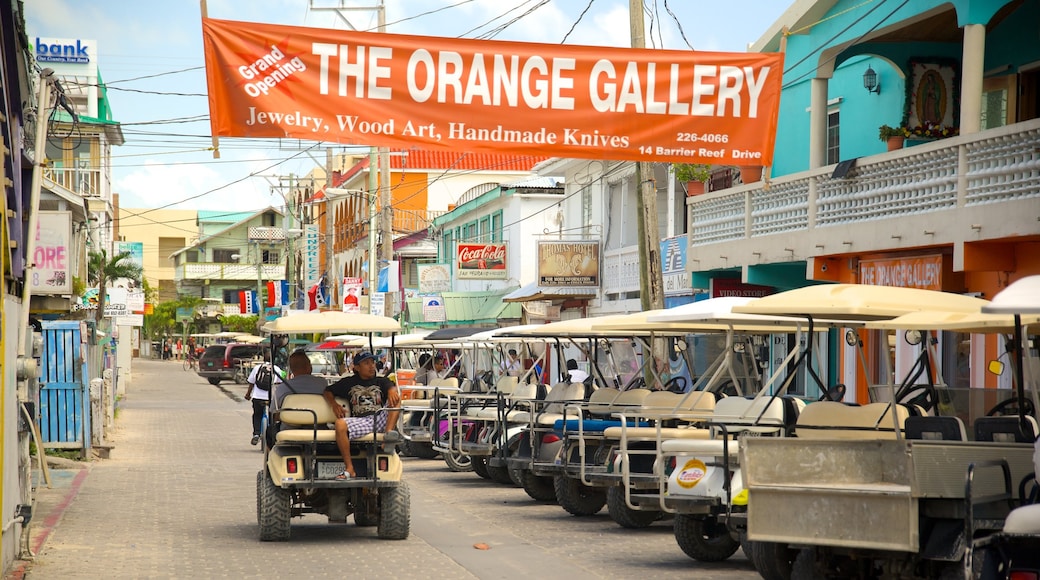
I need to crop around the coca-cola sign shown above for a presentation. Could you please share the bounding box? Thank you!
[456,243,508,280]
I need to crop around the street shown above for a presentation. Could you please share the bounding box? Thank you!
[20,359,761,579]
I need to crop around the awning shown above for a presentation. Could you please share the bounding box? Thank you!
[502,282,597,303]
[405,287,522,327]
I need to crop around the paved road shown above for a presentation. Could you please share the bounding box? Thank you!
[20,359,762,579]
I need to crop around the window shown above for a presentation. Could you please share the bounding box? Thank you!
[826,109,840,165]
[262,250,280,264]
[490,211,503,242]
[442,231,454,264]
[262,212,275,227]
[213,249,238,263]
[186,250,199,263]
[479,217,491,242]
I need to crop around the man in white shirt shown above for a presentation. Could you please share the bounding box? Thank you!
[247,360,283,445]
[566,359,590,384]
[502,349,522,376]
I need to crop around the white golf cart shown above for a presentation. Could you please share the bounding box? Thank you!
[256,310,409,541]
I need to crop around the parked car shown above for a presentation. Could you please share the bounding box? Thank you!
[198,343,262,385]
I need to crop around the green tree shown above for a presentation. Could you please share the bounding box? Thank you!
[222,314,259,334]
[87,249,143,329]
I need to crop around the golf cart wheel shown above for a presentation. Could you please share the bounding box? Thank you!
[485,462,515,485]
[443,451,473,472]
[377,483,410,540]
[674,514,739,562]
[472,457,492,479]
[508,466,524,487]
[553,475,606,516]
[354,509,379,527]
[520,470,557,502]
[606,485,660,529]
[257,469,291,541]
[409,442,440,460]
[208,377,221,385]
[354,490,379,527]
[747,541,797,580]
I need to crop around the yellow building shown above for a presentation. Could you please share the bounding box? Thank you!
[116,203,197,301]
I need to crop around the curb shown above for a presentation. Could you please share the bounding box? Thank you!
[5,468,90,580]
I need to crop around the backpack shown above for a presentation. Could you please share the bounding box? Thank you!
[253,364,273,391]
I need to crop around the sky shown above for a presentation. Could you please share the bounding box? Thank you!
[26,0,790,213]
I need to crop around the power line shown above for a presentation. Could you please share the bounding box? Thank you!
[561,0,597,43]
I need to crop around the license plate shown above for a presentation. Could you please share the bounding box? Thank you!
[205,361,214,368]
[317,462,344,479]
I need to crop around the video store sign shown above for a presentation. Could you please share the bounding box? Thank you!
[456,243,507,280]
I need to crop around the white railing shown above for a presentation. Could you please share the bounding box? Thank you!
[688,119,1040,255]
[175,263,285,282]
[602,245,641,295]
[43,166,104,198]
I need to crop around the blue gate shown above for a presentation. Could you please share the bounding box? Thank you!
[40,320,91,452]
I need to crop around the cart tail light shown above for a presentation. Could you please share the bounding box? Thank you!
[286,458,298,474]
[1010,572,1039,580]
[542,434,560,444]
[378,457,389,471]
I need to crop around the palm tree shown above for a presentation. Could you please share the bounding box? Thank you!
[87,249,143,328]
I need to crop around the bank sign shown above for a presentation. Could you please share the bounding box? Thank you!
[36,37,94,64]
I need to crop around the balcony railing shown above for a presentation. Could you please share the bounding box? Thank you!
[43,166,103,198]
[602,245,642,295]
[174,262,285,283]
[394,209,445,235]
[686,119,1040,271]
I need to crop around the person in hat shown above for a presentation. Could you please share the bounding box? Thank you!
[323,351,400,479]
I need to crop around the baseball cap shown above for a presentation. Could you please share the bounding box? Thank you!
[353,352,377,365]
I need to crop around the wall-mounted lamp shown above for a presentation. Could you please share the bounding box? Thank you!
[863,65,880,94]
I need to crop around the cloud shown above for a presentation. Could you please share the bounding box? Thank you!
[115,155,280,212]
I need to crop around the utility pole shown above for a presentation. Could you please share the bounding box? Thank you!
[630,0,666,379]
[629,0,665,313]
[325,147,336,306]
[377,5,394,317]
[367,152,378,313]
[285,173,296,307]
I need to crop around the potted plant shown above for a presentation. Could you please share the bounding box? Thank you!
[671,163,712,195]
[879,125,905,151]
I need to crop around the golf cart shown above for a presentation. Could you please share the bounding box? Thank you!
[256,310,409,541]
[734,284,1038,579]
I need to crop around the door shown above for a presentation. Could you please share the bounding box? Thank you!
[40,321,91,451]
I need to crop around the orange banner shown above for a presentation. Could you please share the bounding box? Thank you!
[202,18,783,165]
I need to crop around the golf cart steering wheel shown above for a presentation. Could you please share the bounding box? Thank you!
[986,396,1037,418]
[663,376,687,393]
[626,376,646,391]
[895,383,939,414]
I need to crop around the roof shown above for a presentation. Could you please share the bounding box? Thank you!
[170,207,283,257]
[198,210,257,224]
[502,282,597,303]
[316,149,549,200]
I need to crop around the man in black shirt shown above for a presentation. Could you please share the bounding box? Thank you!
[323,351,400,479]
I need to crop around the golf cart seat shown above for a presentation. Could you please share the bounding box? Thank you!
[275,394,347,443]
[795,401,910,440]
[973,416,1039,443]
[1004,504,1040,534]
[601,390,716,440]
[660,437,741,460]
[904,415,968,441]
[511,382,586,425]
[401,378,458,408]
[555,389,652,433]
[473,382,538,420]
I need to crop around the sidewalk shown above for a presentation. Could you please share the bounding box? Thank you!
[5,462,90,580]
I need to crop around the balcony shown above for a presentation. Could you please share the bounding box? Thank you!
[686,119,1040,272]
[394,208,445,235]
[174,262,285,283]
[43,166,103,198]
[602,245,641,296]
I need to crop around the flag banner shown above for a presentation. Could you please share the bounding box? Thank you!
[267,280,289,306]
[308,276,330,311]
[239,290,257,314]
[202,18,783,165]
[377,260,400,292]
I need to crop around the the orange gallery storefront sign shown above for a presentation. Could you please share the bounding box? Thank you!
[202,18,783,165]
[859,255,944,291]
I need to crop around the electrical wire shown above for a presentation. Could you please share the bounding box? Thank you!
[663,0,694,50]
[561,0,597,44]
